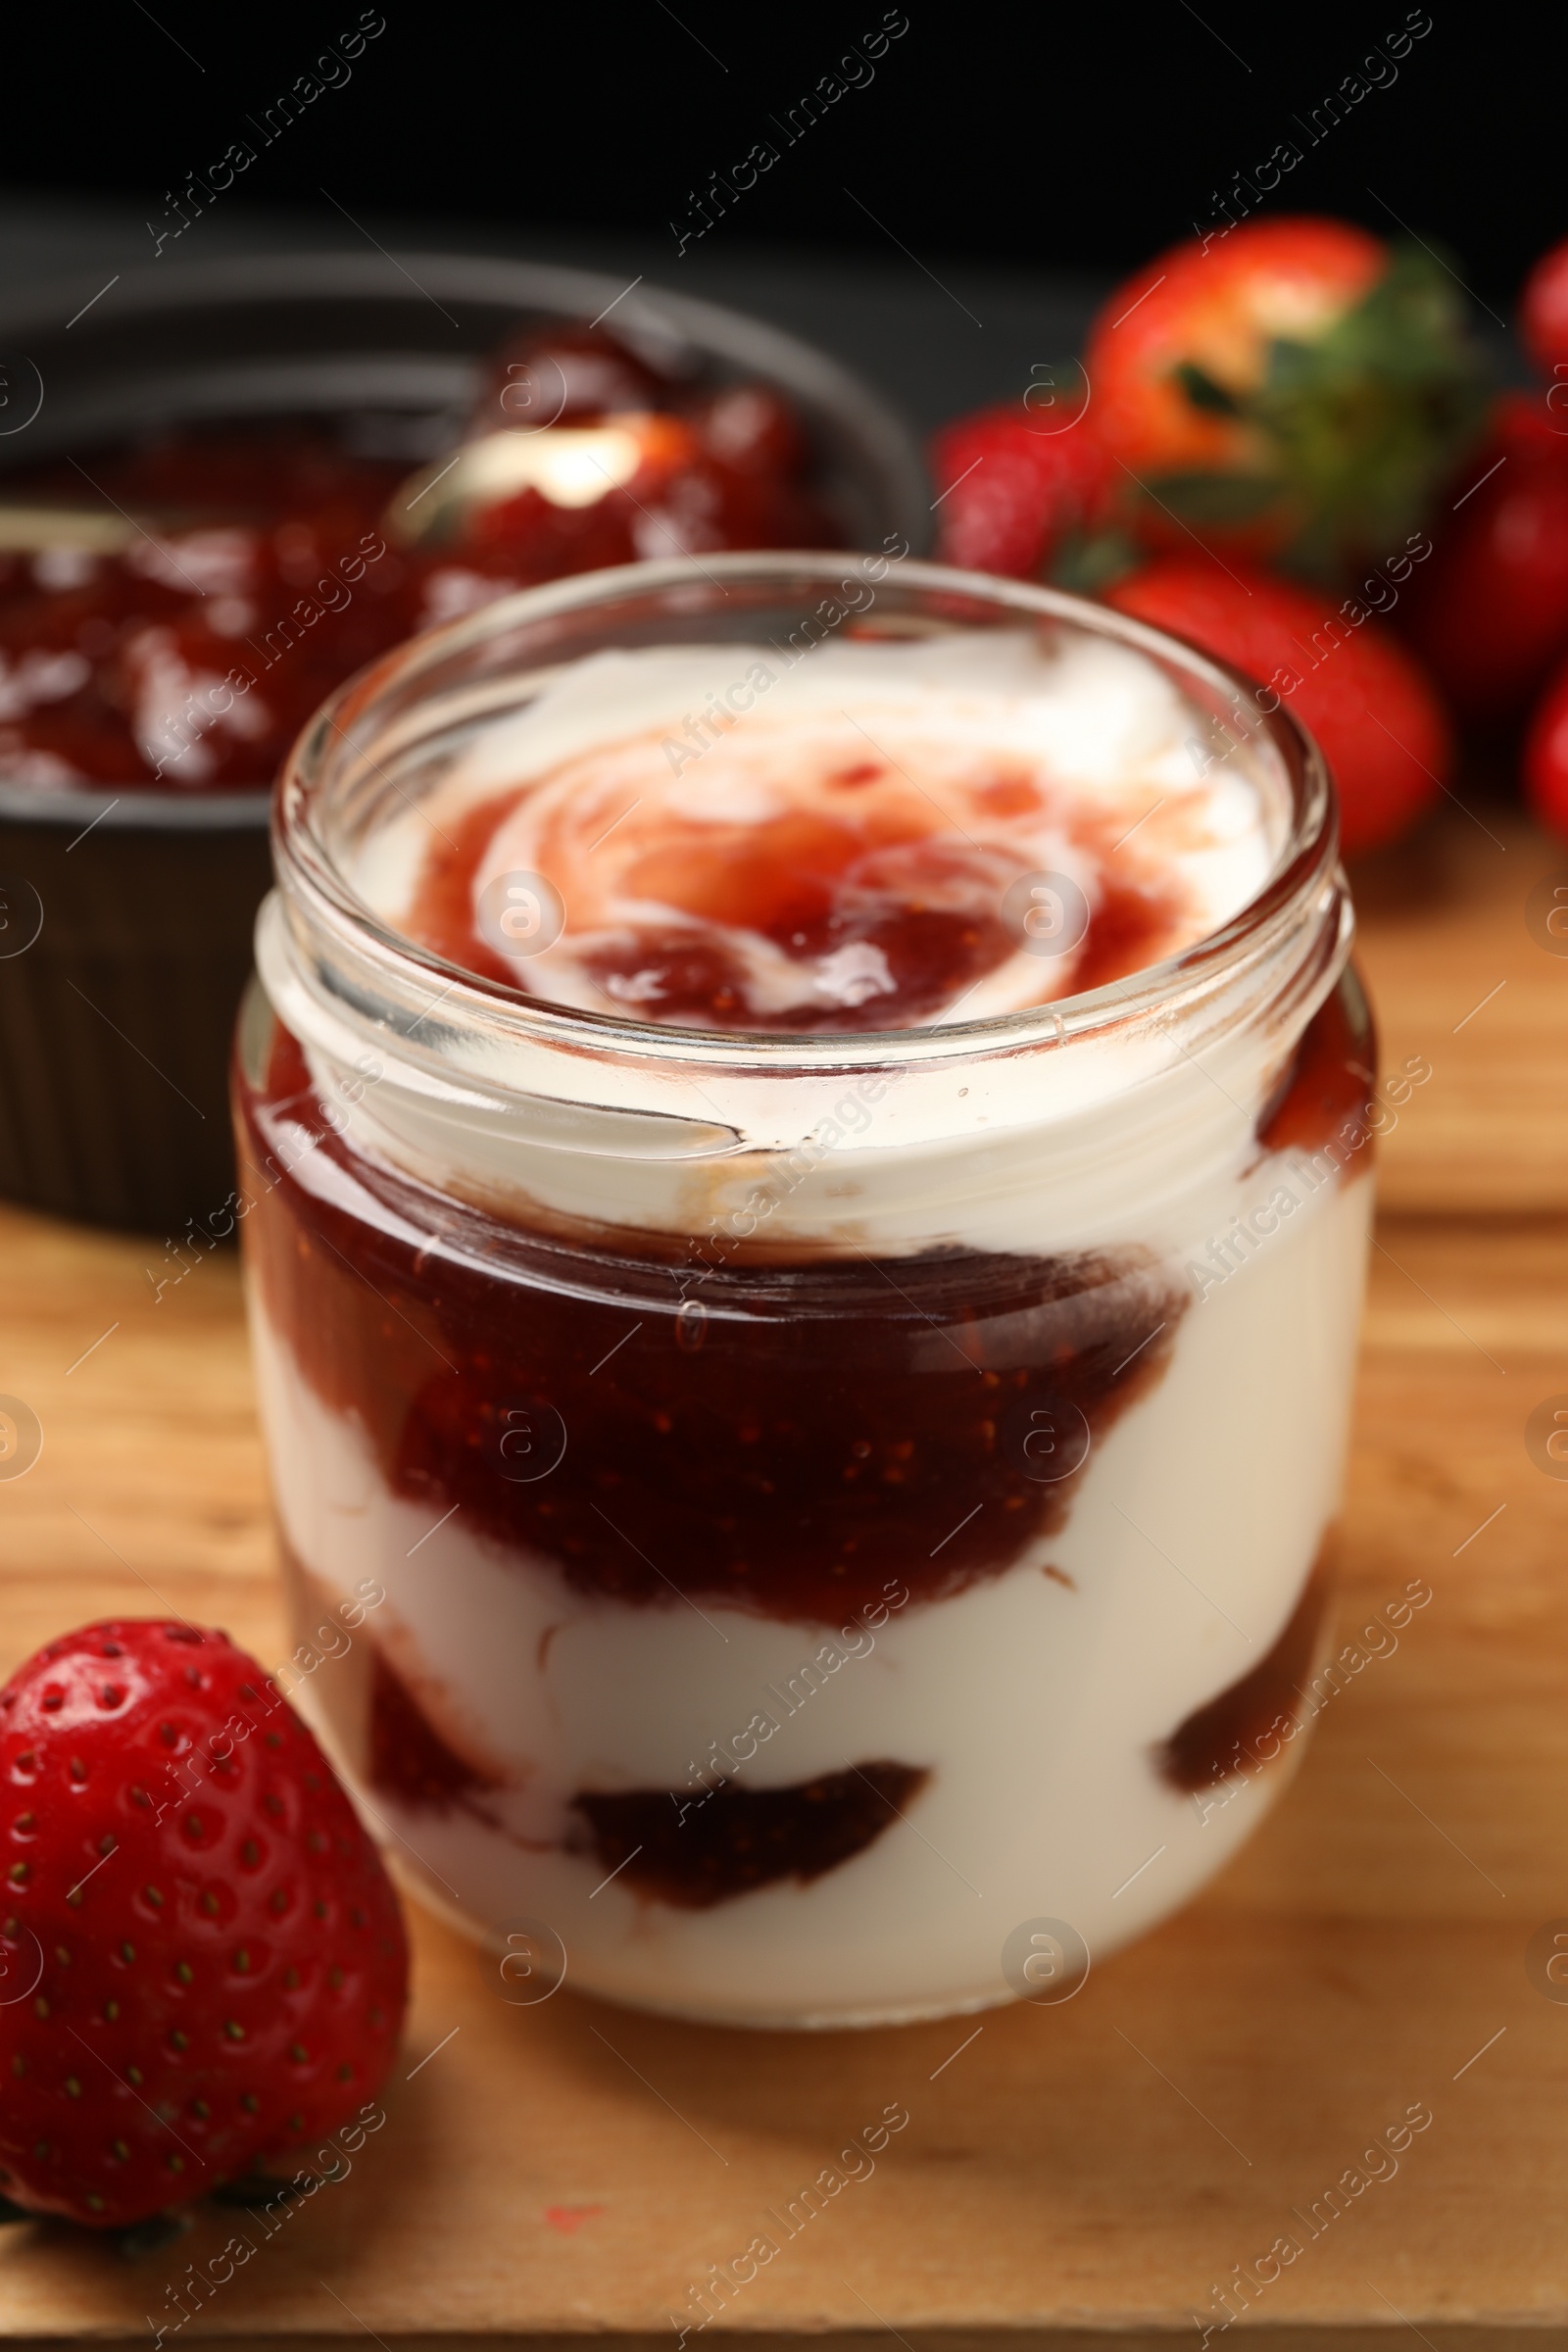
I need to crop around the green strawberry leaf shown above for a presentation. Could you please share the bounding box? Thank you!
[1142,242,1492,585]
[1132,469,1282,525]
[1046,523,1144,595]
[1174,362,1243,416]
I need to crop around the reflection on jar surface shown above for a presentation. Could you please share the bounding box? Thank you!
[234,556,1374,2028]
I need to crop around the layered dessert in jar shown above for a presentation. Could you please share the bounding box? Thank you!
[234,555,1373,2028]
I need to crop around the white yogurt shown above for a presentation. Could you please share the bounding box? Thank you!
[252,1163,1366,2027]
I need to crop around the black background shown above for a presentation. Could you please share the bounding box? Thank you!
[4,4,1559,314]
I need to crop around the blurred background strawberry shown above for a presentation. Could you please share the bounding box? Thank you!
[1103,557,1450,856]
[931,210,1568,853]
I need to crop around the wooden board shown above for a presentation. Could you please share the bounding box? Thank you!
[1350,806,1568,1214]
[0,808,1566,2349]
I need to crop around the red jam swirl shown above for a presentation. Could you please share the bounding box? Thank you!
[405,781,1192,1034]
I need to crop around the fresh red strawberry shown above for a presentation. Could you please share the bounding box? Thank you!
[1524,652,1568,837]
[929,402,1112,579]
[1104,557,1450,856]
[0,1621,408,2229]
[1520,234,1568,380]
[1399,395,1568,722]
[1084,217,1487,580]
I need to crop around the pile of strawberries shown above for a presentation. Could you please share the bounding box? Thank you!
[931,218,1568,853]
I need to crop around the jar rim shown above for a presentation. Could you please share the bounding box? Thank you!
[272,551,1339,1076]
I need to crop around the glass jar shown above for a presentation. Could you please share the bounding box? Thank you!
[232,554,1373,2030]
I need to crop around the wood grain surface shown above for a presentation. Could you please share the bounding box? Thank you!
[0,805,1564,2349]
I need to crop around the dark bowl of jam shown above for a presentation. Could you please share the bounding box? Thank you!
[0,251,928,1233]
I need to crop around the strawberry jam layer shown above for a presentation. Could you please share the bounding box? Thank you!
[368,1646,503,1817]
[1257,966,1377,1157]
[571,1763,929,1908]
[238,1027,1188,1628]
[1158,1546,1332,1792]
